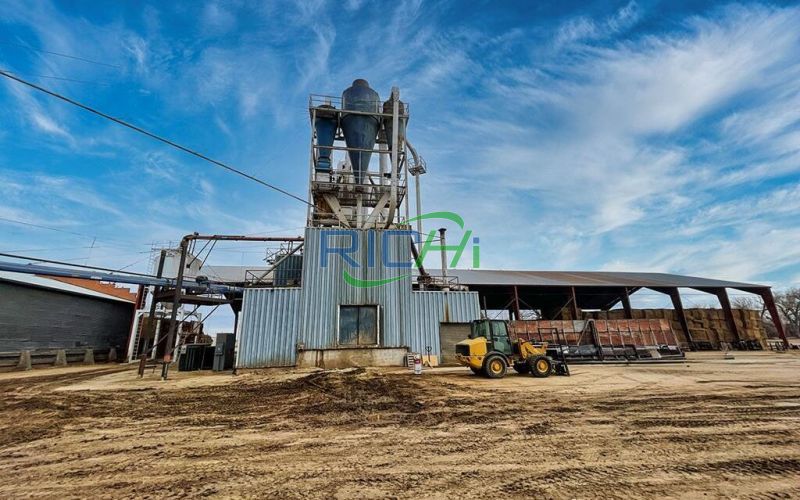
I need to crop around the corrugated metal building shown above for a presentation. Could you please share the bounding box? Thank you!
[237,228,480,368]
[0,271,136,352]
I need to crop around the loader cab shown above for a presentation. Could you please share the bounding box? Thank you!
[470,319,513,356]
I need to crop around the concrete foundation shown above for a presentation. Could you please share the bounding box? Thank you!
[54,349,67,366]
[17,350,31,371]
[297,347,408,369]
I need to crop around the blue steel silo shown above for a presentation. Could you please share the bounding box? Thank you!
[314,104,337,172]
[341,79,380,183]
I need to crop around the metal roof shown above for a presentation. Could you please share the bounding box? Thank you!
[439,269,767,290]
[0,271,135,303]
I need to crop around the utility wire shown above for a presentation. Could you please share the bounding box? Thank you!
[0,68,110,86]
[0,215,153,248]
[0,215,88,238]
[0,41,121,69]
[0,70,312,206]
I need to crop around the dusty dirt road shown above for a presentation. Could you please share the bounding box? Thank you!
[0,352,798,499]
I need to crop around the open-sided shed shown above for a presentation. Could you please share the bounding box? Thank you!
[438,269,788,348]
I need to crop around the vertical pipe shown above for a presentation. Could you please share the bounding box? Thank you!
[414,173,423,240]
[356,194,362,229]
[386,87,400,227]
[162,239,188,380]
[308,107,317,226]
[404,154,410,227]
[379,142,387,184]
[438,228,447,278]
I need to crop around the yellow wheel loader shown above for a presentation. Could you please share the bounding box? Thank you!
[455,319,570,379]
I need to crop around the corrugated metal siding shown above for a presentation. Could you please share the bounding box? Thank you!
[299,228,412,349]
[236,228,481,367]
[237,288,301,368]
[408,291,480,356]
[0,282,133,351]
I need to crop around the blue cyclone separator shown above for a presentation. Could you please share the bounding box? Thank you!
[341,79,380,184]
[314,105,337,172]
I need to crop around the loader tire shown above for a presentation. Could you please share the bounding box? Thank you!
[484,355,507,379]
[530,356,552,378]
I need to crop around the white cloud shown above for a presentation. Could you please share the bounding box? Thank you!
[29,110,71,140]
[202,2,237,34]
[555,1,641,47]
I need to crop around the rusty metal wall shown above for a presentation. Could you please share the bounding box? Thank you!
[237,287,301,368]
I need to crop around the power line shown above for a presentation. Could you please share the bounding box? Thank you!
[0,215,88,238]
[0,68,110,86]
[0,70,312,207]
[0,41,121,69]
[0,215,151,248]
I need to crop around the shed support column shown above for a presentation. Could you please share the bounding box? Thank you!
[569,287,579,320]
[715,288,741,345]
[667,288,693,348]
[759,289,789,348]
[512,286,521,321]
[647,287,694,348]
[620,287,633,319]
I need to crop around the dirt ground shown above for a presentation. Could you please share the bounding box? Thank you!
[0,352,798,499]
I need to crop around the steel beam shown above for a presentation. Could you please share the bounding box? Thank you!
[648,287,693,347]
[569,286,579,320]
[620,287,633,319]
[512,285,522,321]
[693,287,741,345]
[758,288,789,348]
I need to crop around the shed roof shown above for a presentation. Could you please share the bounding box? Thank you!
[442,269,767,290]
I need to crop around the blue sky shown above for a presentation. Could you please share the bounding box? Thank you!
[1,0,799,326]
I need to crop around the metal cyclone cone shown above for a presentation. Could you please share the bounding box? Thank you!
[314,104,337,172]
[341,79,380,183]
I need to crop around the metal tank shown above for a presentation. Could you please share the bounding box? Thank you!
[382,98,407,153]
[314,104,337,172]
[341,79,380,183]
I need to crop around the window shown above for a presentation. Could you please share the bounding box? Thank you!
[491,321,509,339]
[469,320,490,339]
[490,321,512,355]
[338,305,379,346]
